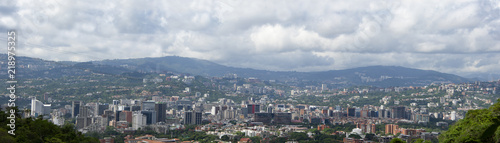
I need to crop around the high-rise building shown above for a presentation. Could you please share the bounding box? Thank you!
[273,113,292,124]
[360,110,370,118]
[335,105,341,111]
[223,109,236,119]
[451,111,456,121]
[31,97,44,117]
[155,103,167,123]
[112,100,119,105]
[76,117,92,129]
[370,111,378,118]
[254,113,273,124]
[184,111,202,125]
[370,124,376,134]
[211,106,220,115]
[95,103,109,116]
[184,111,193,125]
[72,101,82,118]
[378,109,385,118]
[120,110,133,123]
[267,104,273,113]
[391,106,405,119]
[115,110,121,122]
[141,100,155,111]
[131,105,141,111]
[384,110,391,118]
[43,104,51,116]
[385,124,399,135]
[347,108,356,117]
[253,112,291,125]
[132,112,146,130]
[79,105,91,118]
[194,112,202,125]
[247,104,260,114]
[141,110,157,125]
[241,107,248,117]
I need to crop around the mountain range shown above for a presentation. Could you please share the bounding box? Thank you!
[0,54,472,87]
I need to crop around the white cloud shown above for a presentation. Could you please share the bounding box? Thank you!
[0,0,499,76]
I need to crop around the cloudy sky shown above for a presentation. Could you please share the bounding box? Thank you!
[1,0,500,76]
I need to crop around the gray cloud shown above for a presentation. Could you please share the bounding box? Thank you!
[1,0,500,76]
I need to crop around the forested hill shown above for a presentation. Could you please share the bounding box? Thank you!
[440,99,500,142]
[0,54,471,87]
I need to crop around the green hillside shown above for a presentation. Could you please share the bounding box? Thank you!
[440,99,500,143]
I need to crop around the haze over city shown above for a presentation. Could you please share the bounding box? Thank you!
[1,0,500,76]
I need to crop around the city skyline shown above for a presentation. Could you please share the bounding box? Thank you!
[1,0,500,76]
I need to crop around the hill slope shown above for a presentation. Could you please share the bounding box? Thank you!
[440,99,500,142]
[0,54,470,87]
[94,56,471,87]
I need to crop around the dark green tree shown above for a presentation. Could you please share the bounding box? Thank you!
[288,132,310,141]
[364,133,376,141]
[348,134,362,139]
[390,138,405,143]
[221,135,230,141]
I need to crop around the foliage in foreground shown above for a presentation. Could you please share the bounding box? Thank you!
[439,99,500,143]
[0,107,99,143]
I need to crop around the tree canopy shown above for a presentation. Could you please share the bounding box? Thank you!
[440,99,500,143]
[0,107,98,142]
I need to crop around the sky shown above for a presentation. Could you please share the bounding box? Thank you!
[1,0,500,77]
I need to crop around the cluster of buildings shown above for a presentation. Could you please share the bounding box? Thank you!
[22,72,500,142]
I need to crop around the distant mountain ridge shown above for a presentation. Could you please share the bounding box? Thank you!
[94,56,470,87]
[0,54,471,87]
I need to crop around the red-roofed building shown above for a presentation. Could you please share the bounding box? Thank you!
[238,138,252,143]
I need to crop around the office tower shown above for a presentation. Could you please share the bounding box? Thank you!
[141,110,157,125]
[247,104,260,114]
[141,100,155,111]
[267,104,273,113]
[113,100,119,105]
[31,97,44,117]
[72,101,82,118]
[43,104,51,116]
[184,111,202,125]
[360,110,369,118]
[131,105,141,111]
[241,107,248,117]
[79,105,92,118]
[184,111,193,125]
[223,109,236,119]
[95,103,109,116]
[391,106,405,119]
[254,113,272,124]
[273,113,292,124]
[120,110,133,123]
[347,108,356,117]
[133,112,146,130]
[155,103,167,123]
[194,112,202,125]
[115,111,121,121]
[211,106,220,115]
[253,113,291,125]
[76,116,92,129]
